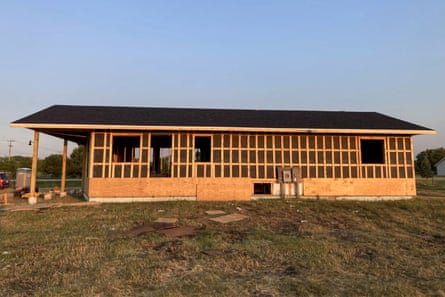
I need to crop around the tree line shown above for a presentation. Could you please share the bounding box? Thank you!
[0,146,84,178]
[415,147,445,178]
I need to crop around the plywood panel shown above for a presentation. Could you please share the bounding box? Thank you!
[303,178,416,197]
[88,178,196,197]
[88,177,252,201]
[196,179,251,201]
[88,178,252,200]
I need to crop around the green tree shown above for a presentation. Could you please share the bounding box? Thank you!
[0,156,32,178]
[417,153,433,178]
[415,148,445,175]
[41,154,63,177]
[0,157,16,176]
[68,146,84,177]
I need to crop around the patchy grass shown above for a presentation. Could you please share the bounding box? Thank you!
[1,190,445,296]
[417,176,445,197]
[2,179,82,192]
[35,179,82,190]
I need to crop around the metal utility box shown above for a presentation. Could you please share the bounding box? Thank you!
[16,168,32,189]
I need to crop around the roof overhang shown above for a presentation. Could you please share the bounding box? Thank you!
[10,123,437,137]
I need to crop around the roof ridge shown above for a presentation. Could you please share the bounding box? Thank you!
[49,104,374,114]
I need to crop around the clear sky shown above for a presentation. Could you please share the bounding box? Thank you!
[1,0,444,158]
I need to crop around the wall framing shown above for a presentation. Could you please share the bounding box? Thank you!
[88,131,414,180]
[84,130,416,200]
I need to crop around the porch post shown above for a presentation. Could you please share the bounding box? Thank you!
[61,139,68,194]
[30,131,39,199]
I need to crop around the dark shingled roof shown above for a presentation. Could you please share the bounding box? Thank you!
[12,105,432,132]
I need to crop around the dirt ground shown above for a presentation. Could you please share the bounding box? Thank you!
[1,185,445,296]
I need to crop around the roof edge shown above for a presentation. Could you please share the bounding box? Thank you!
[9,122,437,135]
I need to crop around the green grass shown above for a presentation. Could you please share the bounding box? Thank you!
[1,183,445,296]
[36,179,82,189]
[417,176,445,197]
[4,179,82,190]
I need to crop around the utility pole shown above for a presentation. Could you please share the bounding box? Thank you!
[7,139,15,160]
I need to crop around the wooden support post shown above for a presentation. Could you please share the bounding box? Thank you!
[61,139,68,194]
[82,142,89,193]
[30,131,39,199]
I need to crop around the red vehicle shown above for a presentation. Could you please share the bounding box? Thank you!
[0,172,10,189]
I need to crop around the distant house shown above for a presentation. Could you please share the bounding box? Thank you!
[11,105,435,202]
[436,157,445,176]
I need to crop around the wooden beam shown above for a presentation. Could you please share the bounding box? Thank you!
[30,131,39,198]
[61,139,68,193]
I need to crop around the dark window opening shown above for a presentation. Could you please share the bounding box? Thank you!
[195,136,211,162]
[150,135,172,177]
[254,183,271,195]
[361,139,385,164]
[112,136,140,162]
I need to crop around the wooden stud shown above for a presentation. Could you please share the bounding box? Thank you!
[89,132,95,179]
[229,133,233,177]
[185,133,190,177]
[396,136,400,178]
[106,133,111,178]
[314,135,318,178]
[298,135,302,177]
[272,134,276,179]
[255,134,259,179]
[339,136,343,179]
[404,136,408,179]
[347,136,351,178]
[210,133,214,177]
[323,135,327,178]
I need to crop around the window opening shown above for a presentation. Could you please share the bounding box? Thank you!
[254,183,271,195]
[361,139,385,164]
[150,135,172,177]
[195,136,211,162]
[112,136,140,162]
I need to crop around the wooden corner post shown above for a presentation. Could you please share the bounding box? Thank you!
[61,139,68,193]
[30,131,39,198]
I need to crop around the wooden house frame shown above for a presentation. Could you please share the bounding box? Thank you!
[11,105,435,201]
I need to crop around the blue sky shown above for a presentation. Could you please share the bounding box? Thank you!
[1,0,444,157]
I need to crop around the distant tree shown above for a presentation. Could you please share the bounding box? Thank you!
[417,154,434,179]
[415,148,445,175]
[41,154,63,177]
[0,156,32,178]
[68,146,84,177]
[12,156,32,169]
[0,157,16,175]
